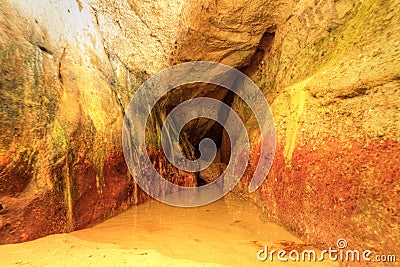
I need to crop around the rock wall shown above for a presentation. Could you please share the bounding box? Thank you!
[0,0,195,244]
[227,0,400,260]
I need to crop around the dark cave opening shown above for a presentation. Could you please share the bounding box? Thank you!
[242,28,276,77]
[146,83,234,187]
[180,91,234,187]
[144,28,276,188]
[148,28,276,187]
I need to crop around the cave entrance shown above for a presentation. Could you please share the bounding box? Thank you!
[189,29,276,187]
[146,82,234,188]
[195,122,223,186]
[147,28,276,188]
[177,86,234,187]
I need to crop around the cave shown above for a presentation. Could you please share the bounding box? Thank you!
[0,0,399,266]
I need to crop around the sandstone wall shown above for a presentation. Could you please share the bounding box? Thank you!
[227,0,400,260]
[0,0,194,243]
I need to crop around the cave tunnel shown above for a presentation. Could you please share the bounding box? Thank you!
[0,0,399,266]
[144,81,234,189]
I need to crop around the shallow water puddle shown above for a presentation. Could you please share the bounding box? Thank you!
[0,194,338,266]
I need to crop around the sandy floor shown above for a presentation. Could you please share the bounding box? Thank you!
[0,195,339,266]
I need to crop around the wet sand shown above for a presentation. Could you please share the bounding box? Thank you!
[0,194,338,266]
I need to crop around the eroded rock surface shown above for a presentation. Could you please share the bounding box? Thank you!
[226,0,400,260]
[0,0,194,243]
